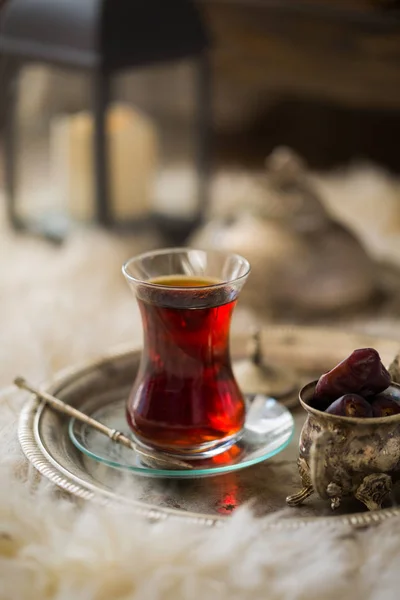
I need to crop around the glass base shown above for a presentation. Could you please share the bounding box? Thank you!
[130,429,243,460]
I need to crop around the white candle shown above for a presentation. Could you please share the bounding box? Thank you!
[153,165,199,218]
[50,103,159,222]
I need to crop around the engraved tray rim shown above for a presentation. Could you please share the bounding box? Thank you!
[17,325,400,530]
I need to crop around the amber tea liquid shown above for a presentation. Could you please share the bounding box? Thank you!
[126,274,246,453]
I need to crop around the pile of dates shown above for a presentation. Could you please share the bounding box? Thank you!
[311,348,400,418]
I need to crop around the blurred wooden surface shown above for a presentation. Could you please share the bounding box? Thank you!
[202,0,400,112]
[1,0,400,173]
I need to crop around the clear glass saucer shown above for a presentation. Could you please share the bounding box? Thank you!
[68,394,294,479]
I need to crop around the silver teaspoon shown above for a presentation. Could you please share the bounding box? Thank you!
[14,376,192,471]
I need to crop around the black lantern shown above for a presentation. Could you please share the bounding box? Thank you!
[0,0,211,243]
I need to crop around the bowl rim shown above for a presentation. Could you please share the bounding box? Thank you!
[299,380,400,424]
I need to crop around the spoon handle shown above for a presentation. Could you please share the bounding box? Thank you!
[14,376,192,470]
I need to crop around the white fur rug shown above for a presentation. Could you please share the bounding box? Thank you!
[2,394,400,600]
[3,169,400,599]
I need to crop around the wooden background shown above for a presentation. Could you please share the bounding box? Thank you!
[1,0,400,170]
[202,0,400,111]
[200,0,400,169]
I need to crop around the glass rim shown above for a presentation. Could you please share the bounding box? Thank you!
[122,247,251,291]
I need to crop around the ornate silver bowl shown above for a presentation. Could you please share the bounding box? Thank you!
[287,380,400,511]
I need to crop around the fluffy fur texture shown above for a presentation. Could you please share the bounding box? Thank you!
[2,169,400,599]
[2,389,400,600]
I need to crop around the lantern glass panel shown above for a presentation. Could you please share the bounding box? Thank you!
[10,57,205,238]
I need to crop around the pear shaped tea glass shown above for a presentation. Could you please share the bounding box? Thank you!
[122,248,251,458]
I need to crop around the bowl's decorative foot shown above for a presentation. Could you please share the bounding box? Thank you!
[286,485,314,506]
[327,482,343,510]
[286,457,314,506]
[354,473,392,511]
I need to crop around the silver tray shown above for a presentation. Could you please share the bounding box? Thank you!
[18,324,400,530]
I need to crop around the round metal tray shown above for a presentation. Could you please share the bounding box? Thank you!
[17,324,400,529]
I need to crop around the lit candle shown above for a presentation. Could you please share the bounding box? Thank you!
[50,103,159,222]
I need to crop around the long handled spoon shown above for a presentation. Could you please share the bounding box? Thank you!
[14,376,192,471]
